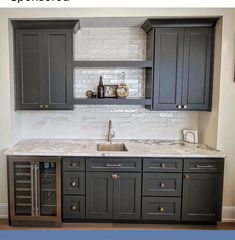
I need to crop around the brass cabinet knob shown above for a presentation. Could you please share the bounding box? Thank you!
[71,205,76,211]
[71,162,76,167]
[71,181,76,186]
[160,182,165,188]
[45,105,48,109]
[185,175,190,180]
[183,105,187,109]
[159,207,164,212]
[112,174,119,179]
[177,105,182,109]
[160,163,166,168]
[40,105,43,109]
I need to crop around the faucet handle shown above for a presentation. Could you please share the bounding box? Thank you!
[112,130,115,138]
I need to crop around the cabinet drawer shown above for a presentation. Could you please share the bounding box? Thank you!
[63,157,85,172]
[143,158,182,172]
[86,157,142,172]
[142,197,181,221]
[63,172,85,195]
[184,158,224,173]
[143,173,182,197]
[63,196,85,220]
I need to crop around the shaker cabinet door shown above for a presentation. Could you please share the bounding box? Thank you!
[153,28,184,110]
[182,28,213,110]
[43,30,73,110]
[113,173,141,220]
[86,172,113,220]
[182,173,223,222]
[15,29,44,110]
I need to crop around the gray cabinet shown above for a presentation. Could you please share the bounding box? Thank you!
[13,21,76,110]
[113,173,141,220]
[143,19,216,111]
[182,173,223,222]
[86,172,113,220]
[86,172,141,220]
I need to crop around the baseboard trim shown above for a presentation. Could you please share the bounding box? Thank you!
[0,204,235,222]
[222,206,235,222]
[0,203,8,219]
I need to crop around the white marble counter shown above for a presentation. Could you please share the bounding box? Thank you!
[4,139,226,158]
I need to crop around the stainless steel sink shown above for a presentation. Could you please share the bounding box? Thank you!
[96,143,128,152]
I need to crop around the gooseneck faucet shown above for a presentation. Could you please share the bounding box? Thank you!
[108,120,115,143]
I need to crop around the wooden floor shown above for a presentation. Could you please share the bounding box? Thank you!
[1,220,235,230]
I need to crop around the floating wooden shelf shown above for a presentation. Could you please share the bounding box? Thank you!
[73,60,152,68]
[73,98,152,105]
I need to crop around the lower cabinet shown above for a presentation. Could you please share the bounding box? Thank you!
[182,173,223,222]
[86,172,141,220]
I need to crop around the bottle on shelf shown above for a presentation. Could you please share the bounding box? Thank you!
[97,76,104,98]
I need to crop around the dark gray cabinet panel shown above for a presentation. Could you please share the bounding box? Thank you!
[63,172,85,195]
[15,30,44,110]
[113,173,141,220]
[143,158,183,172]
[146,23,215,111]
[86,157,142,172]
[14,22,74,110]
[44,30,73,110]
[63,157,85,172]
[63,196,85,220]
[182,28,213,110]
[143,173,182,197]
[182,173,223,222]
[86,172,113,220]
[142,197,181,221]
[184,158,224,173]
[153,28,184,110]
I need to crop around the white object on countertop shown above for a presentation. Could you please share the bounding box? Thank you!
[183,129,198,144]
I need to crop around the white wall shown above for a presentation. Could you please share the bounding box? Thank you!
[0,8,235,219]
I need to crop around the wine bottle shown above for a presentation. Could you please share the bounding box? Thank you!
[97,76,104,98]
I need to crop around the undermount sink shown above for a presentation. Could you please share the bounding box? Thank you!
[96,143,128,152]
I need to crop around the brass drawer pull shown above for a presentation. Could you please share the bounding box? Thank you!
[160,163,166,168]
[106,163,122,167]
[45,105,48,109]
[160,182,165,188]
[159,207,164,212]
[71,181,76,187]
[71,205,76,211]
[71,162,77,167]
[196,164,213,168]
[112,174,120,179]
[185,175,190,180]
[39,105,43,109]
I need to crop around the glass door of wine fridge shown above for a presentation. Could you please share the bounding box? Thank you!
[8,156,61,226]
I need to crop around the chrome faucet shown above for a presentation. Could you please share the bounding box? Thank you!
[108,120,115,143]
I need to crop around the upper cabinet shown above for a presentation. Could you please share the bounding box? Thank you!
[143,18,217,111]
[13,20,78,110]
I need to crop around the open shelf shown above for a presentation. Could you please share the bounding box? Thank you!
[73,60,152,68]
[73,98,152,105]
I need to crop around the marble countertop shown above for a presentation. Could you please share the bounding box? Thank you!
[4,139,226,158]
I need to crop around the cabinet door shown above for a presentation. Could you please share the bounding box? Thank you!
[15,29,44,110]
[86,172,113,220]
[43,29,73,110]
[113,173,141,220]
[8,158,35,223]
[38,158,61,223]
[182,28,213,110]
[182,173,223,222]
[153,28,184,110]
